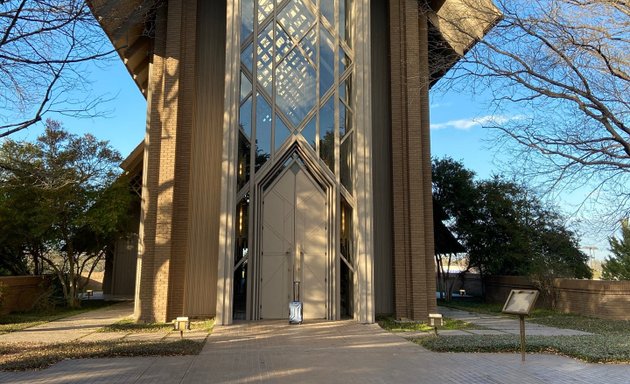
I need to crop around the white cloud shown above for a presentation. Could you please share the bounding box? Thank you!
[430,114,522,131]
[429,102,452,109]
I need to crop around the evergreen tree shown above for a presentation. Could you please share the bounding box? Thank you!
[602,220,630,281]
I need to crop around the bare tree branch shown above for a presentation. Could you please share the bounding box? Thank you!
[430,0,630,225]
[0,0,118,138]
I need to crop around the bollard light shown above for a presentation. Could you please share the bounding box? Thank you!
[428,313,443,336]
[173,316,190,338]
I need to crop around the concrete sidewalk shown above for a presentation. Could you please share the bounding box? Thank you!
[1,320,628,384]
[0,301,134,344]
[435,306,592,336]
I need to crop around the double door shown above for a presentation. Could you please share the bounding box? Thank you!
[260,163,328,319]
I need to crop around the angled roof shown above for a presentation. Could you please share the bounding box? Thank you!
[87,0,157,96]
[88,0,500,95]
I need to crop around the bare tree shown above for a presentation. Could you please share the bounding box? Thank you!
[0,0,116,138]
[428,0,629,224]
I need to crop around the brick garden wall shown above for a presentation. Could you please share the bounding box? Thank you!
[0,276,51,315]
[484,275,630,320]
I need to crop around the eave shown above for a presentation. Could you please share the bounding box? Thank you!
[427,0,502,86]
[87,0,159,98]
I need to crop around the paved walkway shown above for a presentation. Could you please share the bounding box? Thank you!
[435,306,592,336]
[1,320,628,383]
[0,301,135,344]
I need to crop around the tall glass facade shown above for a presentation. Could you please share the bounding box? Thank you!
[234,0,355,319]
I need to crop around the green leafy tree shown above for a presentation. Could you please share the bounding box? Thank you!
[0,119,131,307]
[602,220,630,280]
[432,157,591,292]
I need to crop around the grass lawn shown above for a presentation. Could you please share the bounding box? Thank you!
[0,300,116,334]
[415,299,630,363]
[101,318,215,333]
[0,301,215,371]
[377,315,481,333]
[0,339,204,371]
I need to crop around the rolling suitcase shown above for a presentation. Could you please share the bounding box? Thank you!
[289,281,303,324]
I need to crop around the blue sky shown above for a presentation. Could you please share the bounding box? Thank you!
[23,46,610,261]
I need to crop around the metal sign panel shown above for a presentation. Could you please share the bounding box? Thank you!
[502,289,539,315]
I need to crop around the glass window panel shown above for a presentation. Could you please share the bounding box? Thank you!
[340,132,353,193]
[235,195,250,266]
[275,114,292,151]
[241,0,254,41]
[339,99,353,138]
[340,196,353,264]
[339,50,351,75]
[319,97,335,173]
[343,0,353,47]
[237,132,251,190]
[240,72,252,102]
[276,48,317,127]
[320,0,334,28]
[300,27,317,65]
[301,116,317,150]
[319,25,335,97]
[255,93,272,167]
[274,24,293,62]
[240,95,253,139]
[256,23,274,95]
[278,0,315,41]
[258,0,274,24]
[339,76,352,106]
[233,194,249,320]
[232,262,248,320]
[241,43,253,73]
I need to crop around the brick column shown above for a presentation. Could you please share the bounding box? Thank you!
[388,0,437,321]
[135,0,197,323]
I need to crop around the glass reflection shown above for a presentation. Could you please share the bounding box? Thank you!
[233,195,249,320]
[340,133,352,193]
[340,196,353,318]
[275,114,292,151]
[301,117,317,151]
[258,0,274,24]
[276,48,317,127]
[319,25,335,97]
[256,93,272,165]
[278,0,315,41]
[257,23,274,95]
[237,132,251,191]
[241,0,254,41]
[241,43,253,73]
[240,72,252,102]
[319,97,335,172]
[320,0,334,27]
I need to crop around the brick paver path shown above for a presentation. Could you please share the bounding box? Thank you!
[1,320,628,383]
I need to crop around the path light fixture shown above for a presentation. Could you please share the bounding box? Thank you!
[428,313,443,336]
[173,316,190,338]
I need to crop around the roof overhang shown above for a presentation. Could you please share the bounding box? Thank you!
[427,0,502,85]
[88,0,501,94]
[87,0,160,97]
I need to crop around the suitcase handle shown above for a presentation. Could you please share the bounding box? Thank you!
[293,281,300,302]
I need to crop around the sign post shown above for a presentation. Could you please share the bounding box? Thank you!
[501,289,539,362]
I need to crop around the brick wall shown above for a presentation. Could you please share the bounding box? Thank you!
[484,275,630,320]
[0,276,51,315]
